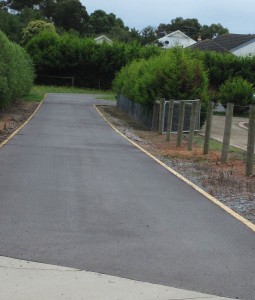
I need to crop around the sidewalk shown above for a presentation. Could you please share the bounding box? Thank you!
[0,256,234,300]
[201,115,249,151]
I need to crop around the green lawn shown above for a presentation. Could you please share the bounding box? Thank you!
[193,134,245,159]
[24,85,116,102]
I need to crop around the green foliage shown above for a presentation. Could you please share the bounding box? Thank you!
[200,23,228,39]
[218,77,254,110]
[25,32,160,89]
[22,20,55,44]
[0,9,21,43]
[113,48,208,107]
[188,50,255,91]
[0,30,34,108]
[140,26,158,45]
[50,0,89,33]
[157,17,228,41]
[88,9,125,35]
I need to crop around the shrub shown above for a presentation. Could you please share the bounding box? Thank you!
[114,48,208,106]
[189,49,255,90]
[218,77,254,113]
[22,20,56,45]
[25,32,161,89]
[0,30,34,108]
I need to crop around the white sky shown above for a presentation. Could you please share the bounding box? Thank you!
[81,0,255,34]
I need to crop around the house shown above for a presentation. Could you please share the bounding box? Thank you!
[94,35,113,45]
[188,39,230,53]
[189,33,255,56]
[157,30,197,49]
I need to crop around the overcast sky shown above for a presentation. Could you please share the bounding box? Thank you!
[81,0,255,34]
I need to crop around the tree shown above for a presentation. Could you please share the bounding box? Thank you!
[200,23,229,40]
[50,0,89,33]
[22,20,56,44]
[0,9,21,42]
[157,17,229,41]
[157,17,201,40]
[140,26,158,45]
[0,0,41,10]
[88,10,125,35]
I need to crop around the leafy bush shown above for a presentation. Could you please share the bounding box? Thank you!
[25,32,161,89]
[114,48,209,126]
[22,20,56,45]
[114,48,208,106]
[189,49,255,90]
[0,30,34,108]
[218,77,254,113]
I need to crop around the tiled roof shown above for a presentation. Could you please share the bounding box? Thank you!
[189,39,230,53]
[213,33,255,51]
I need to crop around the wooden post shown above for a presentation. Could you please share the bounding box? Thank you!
[176,101,185,147]
[246,105,255,176]
[166,100,174,141]
[152,101,159,131]
[221,103,234,163]
[188,101,198,151]
[203,101,214,155]
[158,98,165,135]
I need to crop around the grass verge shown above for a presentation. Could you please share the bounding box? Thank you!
[23,85,116,102]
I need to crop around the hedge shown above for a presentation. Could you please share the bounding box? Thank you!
[189,49,255,90]
[25,32,161,89]
[0,30,34,108]
[113,48,209,126]
[114,48,208,105]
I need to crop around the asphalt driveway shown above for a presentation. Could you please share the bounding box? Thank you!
[0,94,254,299]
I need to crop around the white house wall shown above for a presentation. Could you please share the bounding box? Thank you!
[158,31,197,49]
[232,41,255,56]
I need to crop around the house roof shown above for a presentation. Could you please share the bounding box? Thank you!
[94,35,112,44]
[213,33,255,51]
[165,30,191,38]
[188,39,230,53]
[189,33,255,54]
[158,30,197,49]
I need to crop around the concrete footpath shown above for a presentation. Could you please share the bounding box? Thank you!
[0,256,233,300]
[201,115,249,150]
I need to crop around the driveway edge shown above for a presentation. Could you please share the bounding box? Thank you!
[0,96,45,149]
[94,104,255,233]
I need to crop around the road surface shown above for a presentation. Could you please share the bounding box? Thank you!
[201,115,249,151]
[0,94,254,299]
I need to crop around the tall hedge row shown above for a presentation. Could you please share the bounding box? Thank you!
[189,50,255,90]
[113,48,209,107]
[25,32,161,89]
[0,30,34,108]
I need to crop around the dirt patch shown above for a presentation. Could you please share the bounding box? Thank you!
[98,105,255,225]
[0,101,39,143]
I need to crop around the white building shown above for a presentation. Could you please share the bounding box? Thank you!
[157,30,197,49]
[94,35,113,45]
[189,33,255,57]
